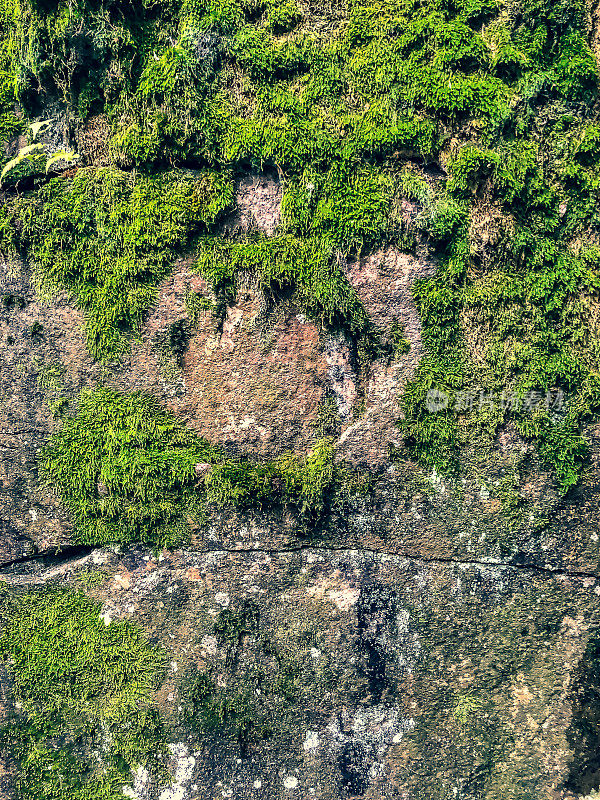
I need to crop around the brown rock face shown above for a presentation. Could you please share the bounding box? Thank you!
[181,295,327,455]
[4,545,599,800]
[336,246,436,468]
[226,173,283,236]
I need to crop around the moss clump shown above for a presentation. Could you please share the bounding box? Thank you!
[184,670,274,751]
[41,387,351,547]
[0,67,21,151]
[196,233,370,337]
[1,0,436,358]
[183,601,274,750]
[40,387,219,548]
[1,293,26,310]
[205,435,337,523]
[0,167,234,360]
[390,0,600,493]
[184,288,213,324]
[0,5,22,150]
[389,319,411,357]
[0,587,166,800]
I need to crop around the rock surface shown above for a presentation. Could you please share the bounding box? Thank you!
[2,5,600,795]
[2,208,600,796]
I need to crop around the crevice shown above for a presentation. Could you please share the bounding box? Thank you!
[0,544,97,582]
[195,544,600,581]
[0,542,598,584]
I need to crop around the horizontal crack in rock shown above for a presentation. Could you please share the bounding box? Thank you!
[0,544,597,584]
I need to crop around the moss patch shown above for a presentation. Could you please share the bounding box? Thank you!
[2,0,600,493]
[0,167,234,360]
[40,387,360,547]
[0,586,167,800]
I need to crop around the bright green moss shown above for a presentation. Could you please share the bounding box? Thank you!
[41,388,343,545]
[0,4,23,149]
[0,167,234,360]
[3,0,600,495]
[0,587,166,800]
[377,0,600,493]
[39,387,219,548]
[399,191,600,491]
[107,0,439,169]
[198,436,338,524]
[184,288,213,324]
[196,233,371,336]
[0,69,21,148]
[281,162,394,252]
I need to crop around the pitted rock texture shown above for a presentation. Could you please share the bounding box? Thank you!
[0,255,94,562]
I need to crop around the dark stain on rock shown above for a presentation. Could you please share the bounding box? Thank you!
[338,740,372,797]
[356,582,398,700]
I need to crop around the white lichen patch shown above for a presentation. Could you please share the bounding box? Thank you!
[157,743,196,800]
[100,610,112,626]
[200,634,218,655]
[303,731,320,751]
[122,766,150,799]
[214,591,230,607]
[306,574,360,612]
[320,704,416,792]
[327,587,360,611]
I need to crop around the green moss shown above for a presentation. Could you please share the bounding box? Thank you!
[36,360,65,390]
[4,0,600,494]
[390,0,600,493]
[0,587,166,800]
[0,167,234,360]
[41,387,355,546]
[167,318,191,366]
[389,319,411,357]
[195,232,371,338]
[204,436,337,524]
[39,387,219,548]
[184,288,213,324]
[281,162,394,253]
[0,68,21,149]
[76,568,108,590]
[0,4,22,150]
[2,293,26,310]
